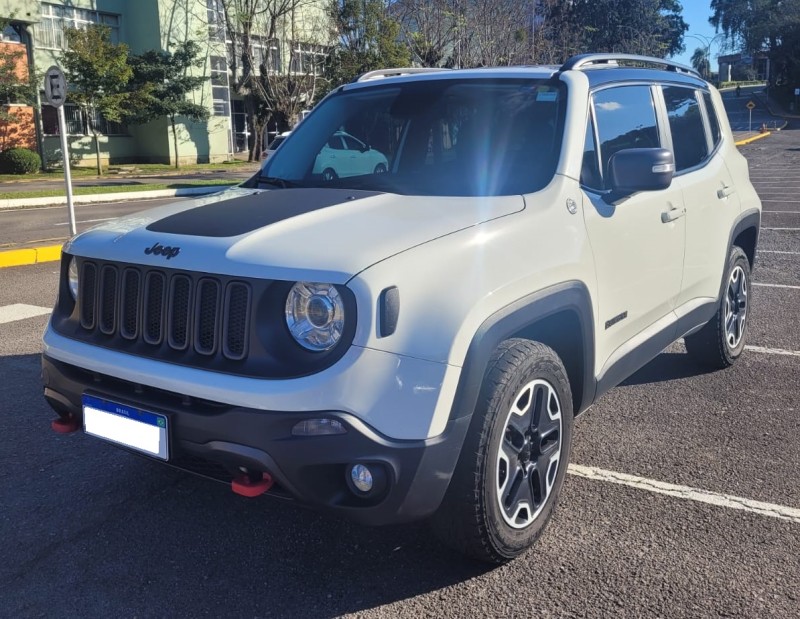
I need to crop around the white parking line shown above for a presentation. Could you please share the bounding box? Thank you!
[745,345,800,357]
[762,200,800,204]
[758,250,800,255]
[763,210,800,214]
[754,282,800,290]
[0,303,52,325]
[761,227,800,231]
[568,464,800,524]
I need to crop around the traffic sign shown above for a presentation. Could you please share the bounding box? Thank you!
[44,65,67,108]
[746,100,756,110]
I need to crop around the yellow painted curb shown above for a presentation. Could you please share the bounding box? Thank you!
[735,131,771,146]
[0,244,62,268]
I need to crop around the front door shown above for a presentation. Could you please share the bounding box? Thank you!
[580,84,686,371]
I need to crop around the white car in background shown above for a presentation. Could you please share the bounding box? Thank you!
[312,131,389,180]
[264,131,291,159]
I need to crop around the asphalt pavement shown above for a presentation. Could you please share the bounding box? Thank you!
[0,124,798,618]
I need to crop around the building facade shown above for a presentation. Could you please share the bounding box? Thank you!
[0,0,331,167]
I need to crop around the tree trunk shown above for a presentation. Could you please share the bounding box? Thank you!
[171,116,180,169]
[88,108,102,175]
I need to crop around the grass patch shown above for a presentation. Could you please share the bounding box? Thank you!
[0,179,239,200]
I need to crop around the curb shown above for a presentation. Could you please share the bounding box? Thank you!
[0,244,62,268]
[735,132,772,146]
[0,185,234,210]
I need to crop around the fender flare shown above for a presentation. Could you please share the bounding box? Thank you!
[447,281,596,424]
[718,209,760,301]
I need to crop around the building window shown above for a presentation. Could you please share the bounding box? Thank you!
[39,3,120,50]
[252,36,280,73]
[206,0,226,41]
[210,56,231,117]
[290,42,327,75]
[41,104,127,136]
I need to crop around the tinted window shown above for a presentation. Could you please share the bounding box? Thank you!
[663,86,708,171]
[342,135,363,150]
[593,86,659,187]
[703,91,722,147]
[263,79,568,196]
[581,114,601,190]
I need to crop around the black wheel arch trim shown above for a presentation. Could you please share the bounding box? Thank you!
[722,209,760,301]
[448,281,596,424]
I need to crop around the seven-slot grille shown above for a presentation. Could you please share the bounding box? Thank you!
[78,260,251,362]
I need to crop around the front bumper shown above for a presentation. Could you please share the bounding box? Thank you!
[42,355,471,525]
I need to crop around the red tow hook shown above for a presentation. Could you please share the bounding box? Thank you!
[231,471,274,498]
[51,415,80,434]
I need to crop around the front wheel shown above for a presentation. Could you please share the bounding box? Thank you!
[432,339,573,563]
[685,245,751,368]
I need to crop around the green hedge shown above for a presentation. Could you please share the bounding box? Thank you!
[719,80,765,89]
[0,147,42,174]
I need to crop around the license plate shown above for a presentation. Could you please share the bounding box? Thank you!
[82,394,169,460]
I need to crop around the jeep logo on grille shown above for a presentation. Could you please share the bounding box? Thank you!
[144,242,181,260]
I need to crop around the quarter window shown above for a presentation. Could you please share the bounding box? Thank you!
[663,86,708,171]
[592,86,660,189]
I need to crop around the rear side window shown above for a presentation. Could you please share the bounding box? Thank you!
[702,91,722,147]
[592,86,660,187]
[663,86,708,171]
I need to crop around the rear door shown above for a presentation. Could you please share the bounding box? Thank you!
[664,87,742,308]
[581,84,686,368]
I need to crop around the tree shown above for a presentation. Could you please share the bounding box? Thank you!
[60,25,132,174]
[325,0,411,87]
[542,0,689,60]
[219,0,329,160]
[0,18,37,151]
[691,46,710,78]
[711,0,800,97]
[127,41,210,169]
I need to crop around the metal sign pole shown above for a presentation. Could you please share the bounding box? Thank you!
[749,108,752,133]
[44,65,75,236]
[57,105,76,236]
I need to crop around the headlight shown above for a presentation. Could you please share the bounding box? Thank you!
[67,257,79,300]
[285,282,345,351]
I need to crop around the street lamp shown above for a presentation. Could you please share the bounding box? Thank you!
[685,32,725,80]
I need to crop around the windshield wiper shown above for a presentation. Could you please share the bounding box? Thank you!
[256,175,303,189]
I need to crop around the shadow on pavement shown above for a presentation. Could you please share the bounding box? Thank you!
[620,352,715,387]
[1,353,493,617]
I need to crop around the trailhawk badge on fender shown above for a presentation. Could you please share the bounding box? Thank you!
[144,242,180,259]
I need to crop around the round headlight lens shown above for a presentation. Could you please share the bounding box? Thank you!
[67,257,79,300]
[285,282,345,351]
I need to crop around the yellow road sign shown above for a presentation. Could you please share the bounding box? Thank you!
[746,100,756,110]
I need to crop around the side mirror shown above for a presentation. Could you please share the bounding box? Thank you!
[605,148,675,203]
[360,144,370,153]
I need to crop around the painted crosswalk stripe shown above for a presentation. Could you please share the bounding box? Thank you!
[568,464,800,524]
[745,345,800,357]
[0,303,52,325]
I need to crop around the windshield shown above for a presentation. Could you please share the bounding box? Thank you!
[261,79,566,196]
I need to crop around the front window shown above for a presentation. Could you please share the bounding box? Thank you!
[262,79,566,197]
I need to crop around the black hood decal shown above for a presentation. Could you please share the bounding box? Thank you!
[146,188,382,238]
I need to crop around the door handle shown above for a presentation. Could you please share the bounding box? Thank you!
[661,207,686,223]
[717,185,736,199]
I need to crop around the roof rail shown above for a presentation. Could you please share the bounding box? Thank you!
[560,54,701,78]
[353,67,450,83]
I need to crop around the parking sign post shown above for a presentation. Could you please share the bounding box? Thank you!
[746,100,756,133]
[44,66,76,236]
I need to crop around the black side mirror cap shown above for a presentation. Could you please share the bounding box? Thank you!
[605,148,675,203]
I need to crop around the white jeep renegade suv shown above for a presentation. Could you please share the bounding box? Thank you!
[43,54,761,563]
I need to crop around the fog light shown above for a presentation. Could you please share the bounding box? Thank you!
[291,418,346,436]
[350,464,373,493]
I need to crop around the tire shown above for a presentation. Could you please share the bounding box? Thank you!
[374,163,387,174]
[432,339,573,563]
[322,168,337,181]
[685,245,751,369]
